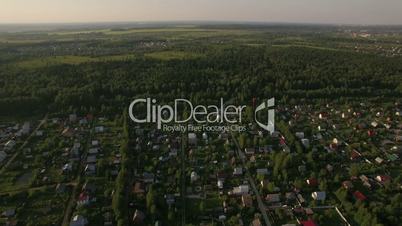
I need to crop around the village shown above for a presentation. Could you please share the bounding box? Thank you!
[0,101,401,226]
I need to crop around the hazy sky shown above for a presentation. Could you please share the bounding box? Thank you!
[1,0,402,25]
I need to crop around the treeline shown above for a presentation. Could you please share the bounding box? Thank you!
[112,111,133,226]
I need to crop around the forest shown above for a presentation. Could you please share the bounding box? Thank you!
[0,24,401,117]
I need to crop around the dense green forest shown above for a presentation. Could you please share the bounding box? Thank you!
[1,25,401,117]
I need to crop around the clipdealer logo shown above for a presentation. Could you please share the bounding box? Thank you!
[255,98,275,134]
[128,98,274,133]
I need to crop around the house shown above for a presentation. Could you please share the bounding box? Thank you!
[0,151,7,163]
[169,148,178,157]
[319,112,328,119]
[326,164,334,173]
[190,171,199,183]
[202,132,208,140]
[252,218,262,226]
[95,126,105,133]
[62,163,73,173]
[256,168,268,176]
[77,192,90,206]
[21,122,30,135]
[266,193,281,203]
[301,139,310,148]
[188,133,197,146]
[79,118,88,125]
[245,148,255,155]
[91,140,99,146]
[84,164,96,175]
[152,145,160,151]
[132,209,145,225]
[70,215,88,226]
[1,209,15,218]
[295,132,305,139]
[72,142,81,150]
[4,140,16,151]
[165,194,175,206]
[315,133,323,140]
[360,175,370,183]
[376,175,391,184]
[86,156,97,164]
[113,157,121,165]
[305,208,314,215]
[62,127,74,137]
[360,175,372,189]
[329,143,338,151]
[306,178,318,186]
[103,212,113,226]
[69,114,77,122]
[233,167,243,176]
[133,182,145,194]
[342,181,354,190]
[143,172,155,183]
[88,148,99,155]
[350,150,362,160]
[297,194,305,204]
[285,192,296,201]
[260,179,270,188]
[301,220,318,226]
[241,194,253,207]
[375,157,384,164]
[311,191,326,201]
[282,145,291,153]
[353,191,367,201]
[232,185,249,195]
[217,179,224,189]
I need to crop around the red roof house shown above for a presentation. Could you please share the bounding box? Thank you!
[353,191,367,201]
[301,220,318,226]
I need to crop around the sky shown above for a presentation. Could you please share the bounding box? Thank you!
[1,0,402,25]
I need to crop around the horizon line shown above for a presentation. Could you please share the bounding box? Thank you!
[1,20,402,27]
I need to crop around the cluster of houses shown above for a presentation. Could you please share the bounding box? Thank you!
[275,102,402,225]
[0,122,32,165]
[2,102,400,226]
[68,115,121,226]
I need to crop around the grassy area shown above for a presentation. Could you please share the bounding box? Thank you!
[145,51,204,60]
[272,44,345,52]
[14,54,137,69]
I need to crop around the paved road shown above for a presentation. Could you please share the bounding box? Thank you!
[230,132,273,226]
[0,114,48,175]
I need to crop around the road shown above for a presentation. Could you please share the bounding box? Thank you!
[0,114,48,175]
[0,181,77,196]
[61,122,94,226]
[230,132,273,226]
[180,134,187,226]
